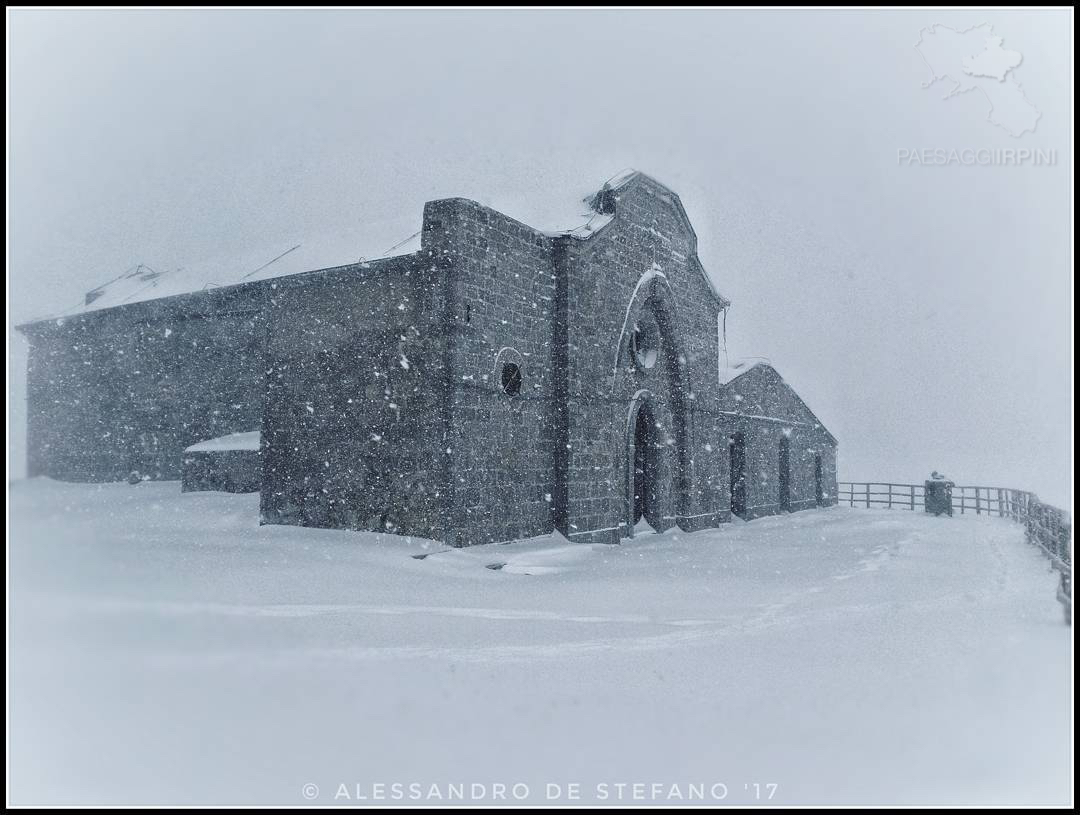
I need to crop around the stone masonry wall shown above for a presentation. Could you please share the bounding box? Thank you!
[20,283,271,482]
[259,255,449,539]
[720,365,837,518]
[558,175,729,542]
[423,198,559,546]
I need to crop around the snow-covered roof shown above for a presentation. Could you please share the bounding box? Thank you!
[525,168,639,240]
[597,167,640,191]
[184,431,261,453]
[719,359,838,445]
[64,215,423,318]
[38,168,727,322]
[50,175,639,320]
[558,210,615,240]
[718,358,768,385]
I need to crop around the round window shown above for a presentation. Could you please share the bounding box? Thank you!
[500,362,523,396]
[631,314,660,370]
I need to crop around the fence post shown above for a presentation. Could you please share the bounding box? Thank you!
[975,488,981,515]
[997,488,1004,518]
[888,484,893,509]
[910,485,915,511]
[866,483,870,508]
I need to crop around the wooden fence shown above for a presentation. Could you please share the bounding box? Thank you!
[838,481,1072,571]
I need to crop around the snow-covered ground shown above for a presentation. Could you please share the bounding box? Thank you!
[8,479,1072,806]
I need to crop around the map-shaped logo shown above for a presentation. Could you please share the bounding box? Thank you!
[916,23,1040,137]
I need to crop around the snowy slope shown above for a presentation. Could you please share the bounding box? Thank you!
[8,479,1072,806]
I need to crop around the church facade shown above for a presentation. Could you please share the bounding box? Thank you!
[18,171,837,546]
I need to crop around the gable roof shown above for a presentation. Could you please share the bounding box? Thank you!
[719,361,837,445]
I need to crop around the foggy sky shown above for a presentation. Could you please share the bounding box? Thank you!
[8,9,1074,507]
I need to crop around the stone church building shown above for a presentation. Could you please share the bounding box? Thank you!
[18,171,837,546]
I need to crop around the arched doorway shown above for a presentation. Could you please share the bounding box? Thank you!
[633,401,658,527]
[626,393,668,536]
[778,436,792,512]
[617,273,692,536]
[729,432,747,519]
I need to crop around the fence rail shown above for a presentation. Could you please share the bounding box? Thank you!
[838,481,1071,571]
